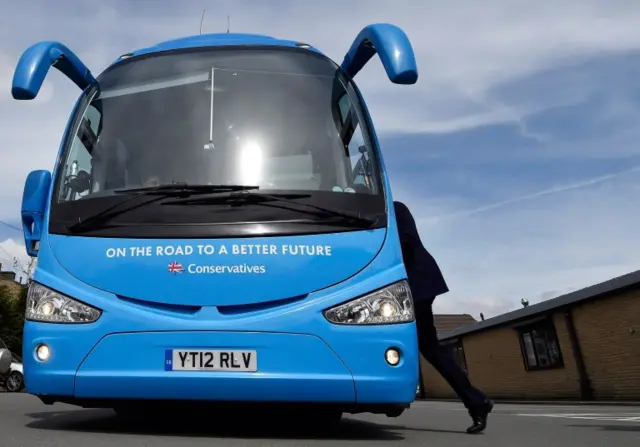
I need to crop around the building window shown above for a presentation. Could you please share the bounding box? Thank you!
[516,318,564,371]
[442,338,468,373]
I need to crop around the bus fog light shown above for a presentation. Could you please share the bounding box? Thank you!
[385,348,400,366]
[36,344,50,362]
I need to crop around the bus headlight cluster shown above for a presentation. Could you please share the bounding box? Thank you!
[323,280,414,325]
[26,283,102,324]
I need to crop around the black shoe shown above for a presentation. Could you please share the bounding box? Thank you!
[466,399,494,434]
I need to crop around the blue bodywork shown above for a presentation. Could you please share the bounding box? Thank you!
[14,24,420,415]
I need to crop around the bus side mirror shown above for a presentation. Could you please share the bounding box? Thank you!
[0,349,12,375]
[21,170,52,257]
[340,23,418,85]
[12,41,96,100]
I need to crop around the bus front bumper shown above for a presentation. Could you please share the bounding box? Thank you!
[22,323,418,413]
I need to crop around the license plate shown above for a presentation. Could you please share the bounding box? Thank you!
[165,349,258,372]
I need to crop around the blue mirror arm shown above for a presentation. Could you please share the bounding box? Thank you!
[21,170,52,256]
[52,47,96,90]
[340,23,418,85]
[12,41,96,100]
[21,214,43,257]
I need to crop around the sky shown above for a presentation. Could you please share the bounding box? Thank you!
[1,0,640,318]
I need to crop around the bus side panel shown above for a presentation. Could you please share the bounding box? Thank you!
[317,247,419,404]
[23,321,102,396]
[326,323,418,404]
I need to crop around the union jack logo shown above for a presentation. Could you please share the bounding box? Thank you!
[168,261,184,274]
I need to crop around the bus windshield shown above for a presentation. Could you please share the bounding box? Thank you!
[50,47,385,238]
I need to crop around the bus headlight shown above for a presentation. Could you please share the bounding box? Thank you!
[26,283,102,324]
[323,280,414,325]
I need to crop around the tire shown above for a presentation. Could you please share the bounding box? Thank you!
[5,371,24,392]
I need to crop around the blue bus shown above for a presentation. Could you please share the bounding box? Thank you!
[13,24,419,421]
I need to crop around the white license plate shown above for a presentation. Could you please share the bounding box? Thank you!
[165,349,258,372]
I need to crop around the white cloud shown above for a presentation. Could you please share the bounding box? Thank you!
[1,0,639,317]
[0,238,30,282]
[396,167,640,318]
[431,165,640,221]
[1,0,638,203]
[3,0,640,133]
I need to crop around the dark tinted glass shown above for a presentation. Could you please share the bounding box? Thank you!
[57,47,380,201]
[50,47,386,237]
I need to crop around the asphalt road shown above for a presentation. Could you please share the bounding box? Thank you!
[1,394,638,447]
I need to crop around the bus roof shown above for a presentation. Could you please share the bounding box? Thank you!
[113,33,322,63]
[11,23,417,102]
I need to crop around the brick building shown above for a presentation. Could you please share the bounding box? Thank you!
[433,314,477,334]
[419,270,640,401]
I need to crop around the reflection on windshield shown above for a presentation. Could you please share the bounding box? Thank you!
[58,48,380,203]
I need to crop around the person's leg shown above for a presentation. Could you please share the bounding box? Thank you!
[415,300,494,433]
[415,300,486,406]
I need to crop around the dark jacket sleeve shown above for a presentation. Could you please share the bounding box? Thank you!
[393,201,449,301]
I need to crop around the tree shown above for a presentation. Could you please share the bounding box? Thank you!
[0,284,27,354]
[13,256,37,284]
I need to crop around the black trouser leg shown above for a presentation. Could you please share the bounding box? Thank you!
[415,300,487,409]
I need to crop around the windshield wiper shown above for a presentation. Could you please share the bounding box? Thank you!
[66,183,259,233]
[114,184,259,194]
[163,191,377,227]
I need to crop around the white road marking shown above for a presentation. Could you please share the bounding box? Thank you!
[516,413,640,422]
[413,401,640,423]
[415,402,635,412]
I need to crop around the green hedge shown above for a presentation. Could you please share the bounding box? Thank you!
[0,284,27,354]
